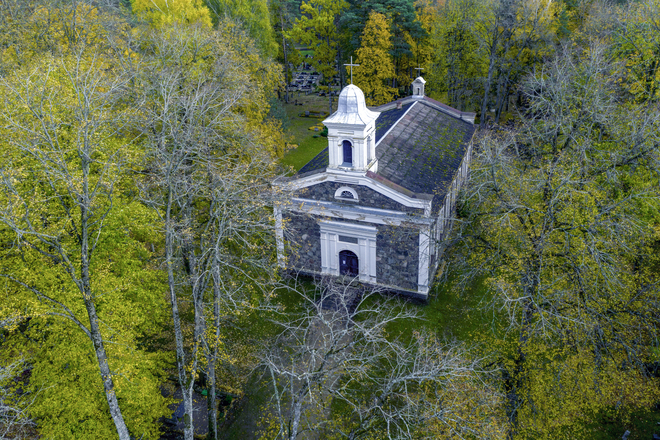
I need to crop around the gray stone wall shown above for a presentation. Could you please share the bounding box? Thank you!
[295,181,424,214]
[376,224,419,292]
[283,212,322,273]
[283,211,421,293]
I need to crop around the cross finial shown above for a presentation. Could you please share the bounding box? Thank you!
[414,67,424,77]
[344,56,360,85]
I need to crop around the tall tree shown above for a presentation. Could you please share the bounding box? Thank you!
[289,0,349,113]
[204,0,279,57]
[0,3,171,438]
[341,0,426,91]
[271,0,302,103]
[610,0,660,103]
[137,22,282,440]
[474,0,559,126]
[453,43,660,437]
[353,11,396,105]
[261,280,501,439]
[431,0,486,110]
[131,0,213,28]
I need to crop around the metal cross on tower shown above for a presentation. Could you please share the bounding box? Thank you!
[414,67,424,77]
[344,56,360,85]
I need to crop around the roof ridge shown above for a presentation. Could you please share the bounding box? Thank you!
[375,101,417,148]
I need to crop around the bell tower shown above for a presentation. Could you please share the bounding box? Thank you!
[412,76,426,99]
[322,84,380,172]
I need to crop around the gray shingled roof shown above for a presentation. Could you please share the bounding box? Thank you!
[296,96,475,208]
[375,100,474,199]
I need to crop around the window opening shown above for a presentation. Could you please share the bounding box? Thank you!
[338,235,358,244]
[342,140,352,166]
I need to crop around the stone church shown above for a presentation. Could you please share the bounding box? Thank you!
[274,77,476,299]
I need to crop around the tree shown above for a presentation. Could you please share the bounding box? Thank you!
[474,0,559,126]
[289,0,348,113]
[610,0,660,103]
[0,358,35,439]
[204,0,279,57]
[341,0,426,91]
[260,279,501,439]
[131,0,213,28]
[431,0,486,110]
[136,22,282,440]
[0,3,171,438]
[353,11,396,105]
[271,0,303,103]
[453,43,660,437]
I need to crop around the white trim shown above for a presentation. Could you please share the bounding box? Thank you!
[289,198,433,226]
[417,226,431,294]
[319,220,377,283]
[375,101,417,147]
[279,171,432,215]
[334,186,359,201]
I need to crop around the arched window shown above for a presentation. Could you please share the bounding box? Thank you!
[342,140,353,166]
[334,186,358,201]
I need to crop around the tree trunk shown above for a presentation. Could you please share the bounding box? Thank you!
[80,159,131,440]
[480,45,497,128]
[281,12,289,104]
[165,197,196,440]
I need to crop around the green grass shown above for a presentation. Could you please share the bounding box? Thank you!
[279,93,337,173]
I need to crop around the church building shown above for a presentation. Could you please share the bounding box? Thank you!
[274,77,476,299]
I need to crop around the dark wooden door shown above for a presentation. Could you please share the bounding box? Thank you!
[339,250,359,276]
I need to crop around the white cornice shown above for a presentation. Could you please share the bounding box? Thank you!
[286,198,433,226]
[278,171,432,216]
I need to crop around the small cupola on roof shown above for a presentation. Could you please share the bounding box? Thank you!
[412,76,426,99]
[323,84,380,172]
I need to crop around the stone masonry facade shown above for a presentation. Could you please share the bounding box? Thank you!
[283,212,322,273]
[283,211,420,293]
[376,224,419,292]
[295,181,425,215]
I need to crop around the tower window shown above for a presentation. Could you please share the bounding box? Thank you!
[342,140,353,166]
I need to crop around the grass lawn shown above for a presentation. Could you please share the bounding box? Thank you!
[280,93,338,173]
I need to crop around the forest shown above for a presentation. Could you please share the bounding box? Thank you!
[0,0,659,439]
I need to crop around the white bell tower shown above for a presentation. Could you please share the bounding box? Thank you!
[412,76,426,99]
[322,84,380,172]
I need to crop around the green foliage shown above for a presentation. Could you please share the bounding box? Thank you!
[429,0,486,109]
[288,0,348,88]
[204,0,278,57]
[131,0,213,28]
[353,11,397,105]
[454,43,660,437]
[0,10,173,435]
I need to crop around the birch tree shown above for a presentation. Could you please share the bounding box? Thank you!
[261,279,502,439]
[137,23,282,440]
[0,14,167,440]
[454,42,660,437]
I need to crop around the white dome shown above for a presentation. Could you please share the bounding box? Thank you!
[323,84,379,126]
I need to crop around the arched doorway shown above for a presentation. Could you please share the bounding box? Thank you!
[339,250,358,276]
